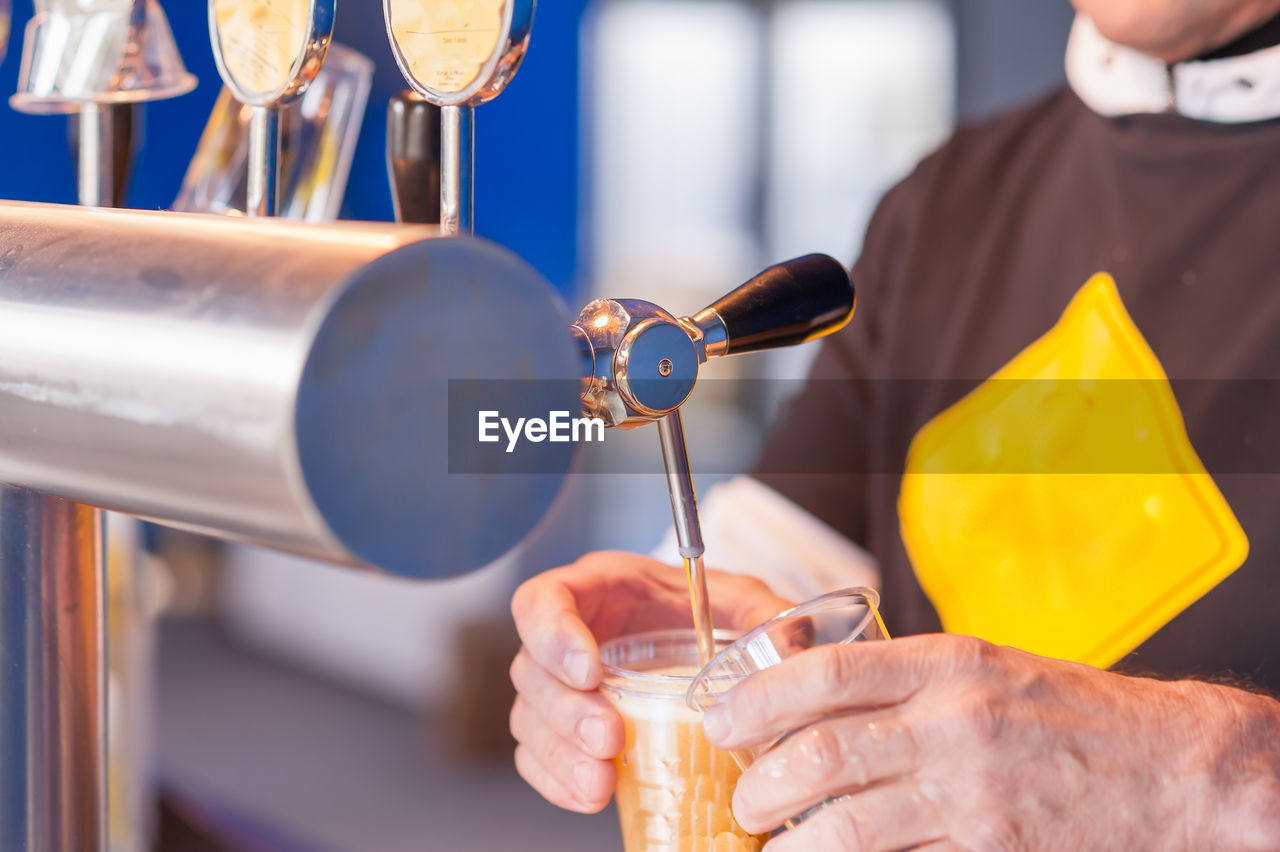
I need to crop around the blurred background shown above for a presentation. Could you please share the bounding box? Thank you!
[0,1,1074,850]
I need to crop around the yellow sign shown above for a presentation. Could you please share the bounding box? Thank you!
[900,274,1247,668]
[214,0,311,98]
[388,0,507,94]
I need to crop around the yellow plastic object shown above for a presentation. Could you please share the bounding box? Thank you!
[387,0,506,94]
[900,274,1248,668]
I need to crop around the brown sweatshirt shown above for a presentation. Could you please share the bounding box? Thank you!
[755,87,1280,686]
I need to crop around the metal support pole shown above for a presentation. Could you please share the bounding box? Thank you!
[54,100,117,852]
[440,104,474,235]
[247,105,282,218]
[0,489,106,852]
[77,105,115,209]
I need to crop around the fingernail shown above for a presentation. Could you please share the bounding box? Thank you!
[703,702,730,743]
[573,761,597,798]
[577,716,607,755]
[562,649,590,687]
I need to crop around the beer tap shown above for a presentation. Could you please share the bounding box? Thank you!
[385,0,536,234]
[210,0,335,218]
[573,255,856,664]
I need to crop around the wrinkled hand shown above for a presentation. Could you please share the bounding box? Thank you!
[509,551,794,814]
[704,633,1280,851]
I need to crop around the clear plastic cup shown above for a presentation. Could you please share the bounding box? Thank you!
[685,588,889,825]
[600,630,768,852]
[173,42,373,222]
[11,0,196,114]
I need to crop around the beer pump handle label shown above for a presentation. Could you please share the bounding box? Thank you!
[212,0,330,105]
[387,0,507,96]
[0,4,10,68]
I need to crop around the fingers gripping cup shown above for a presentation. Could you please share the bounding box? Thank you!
[685,588,889,826]
[600,631,767,852]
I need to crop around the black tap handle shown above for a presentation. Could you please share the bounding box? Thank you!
[387,91,441,225]
[700,254,854,356]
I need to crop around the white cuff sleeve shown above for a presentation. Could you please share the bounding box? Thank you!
[652,475,879,604]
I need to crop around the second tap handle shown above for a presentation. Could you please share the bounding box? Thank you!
[387,91,441,225]
[691,254,854,357]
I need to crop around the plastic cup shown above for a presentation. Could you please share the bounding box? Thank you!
[600,629,768,852]
[685,588,889,825]
[173,42,373,222]
[12,0,196,114]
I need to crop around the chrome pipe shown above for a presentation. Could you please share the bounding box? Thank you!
[77,105,114,209]
[440,104,474,234]
[247,105,281,218]
[70,99,118,852]
[656,411,704,561]
[656,411,715,666]
[0,489,106,852]
[0,201,579,578]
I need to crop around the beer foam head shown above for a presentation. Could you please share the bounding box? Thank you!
[606,687,701,723]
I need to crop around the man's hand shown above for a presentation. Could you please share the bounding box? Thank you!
[704,634,1280,851]
[509,551,794,814]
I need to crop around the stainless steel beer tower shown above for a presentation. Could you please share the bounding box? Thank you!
[0,202,578,851]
